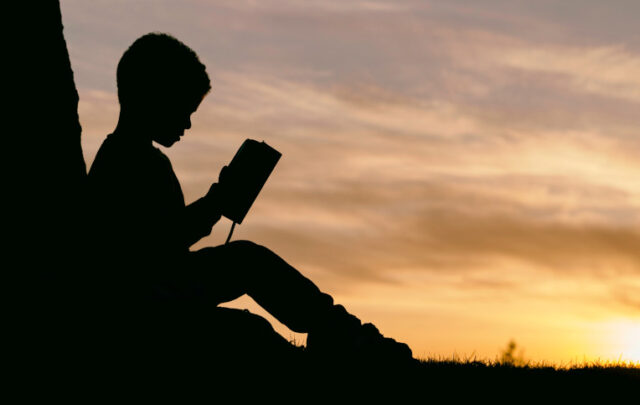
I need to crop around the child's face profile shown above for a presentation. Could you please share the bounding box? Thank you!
[147,94,203,148]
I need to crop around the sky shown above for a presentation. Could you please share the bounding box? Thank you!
[60,0,640,364]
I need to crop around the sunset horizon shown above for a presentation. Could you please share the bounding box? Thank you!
[61,0,640,366]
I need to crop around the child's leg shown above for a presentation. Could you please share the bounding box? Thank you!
[186,240,336,333]
[184,240,414,364]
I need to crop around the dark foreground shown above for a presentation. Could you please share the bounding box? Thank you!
[17,305,639,396]
[20,333,639,399]
[415,358,640,389]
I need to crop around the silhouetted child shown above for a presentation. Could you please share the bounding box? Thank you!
[88,33,412,362]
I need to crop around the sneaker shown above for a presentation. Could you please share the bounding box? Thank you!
[307,305,415,366]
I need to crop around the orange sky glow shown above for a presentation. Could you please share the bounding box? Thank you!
[61,0,640,365]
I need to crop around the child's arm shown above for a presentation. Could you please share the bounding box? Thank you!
[175,166,228,248]
[180,186,223,247]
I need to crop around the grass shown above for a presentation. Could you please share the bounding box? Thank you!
[405,354,640,393]
[282,337,640,392]
[417,352,640,370]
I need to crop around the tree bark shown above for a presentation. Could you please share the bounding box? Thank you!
[10,1,87,352]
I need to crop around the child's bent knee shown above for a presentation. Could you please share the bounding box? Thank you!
[227,240,271,256]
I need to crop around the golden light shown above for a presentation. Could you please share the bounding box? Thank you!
[607,319,640,363]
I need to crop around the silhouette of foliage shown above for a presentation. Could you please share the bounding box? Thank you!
[500,339,526,366]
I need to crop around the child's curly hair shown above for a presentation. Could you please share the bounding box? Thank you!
[117,32,211,109]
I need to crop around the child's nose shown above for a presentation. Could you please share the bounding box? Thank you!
[185,117,192,130]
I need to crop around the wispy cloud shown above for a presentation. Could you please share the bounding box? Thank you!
[502,45,640,102]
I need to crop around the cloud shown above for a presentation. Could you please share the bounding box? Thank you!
[501,45,640,102]
[188,168,640,297]
[613,288,640,312]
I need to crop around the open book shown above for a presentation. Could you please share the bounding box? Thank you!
[220,139,281,224]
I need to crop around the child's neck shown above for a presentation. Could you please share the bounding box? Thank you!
[113,110,153,146]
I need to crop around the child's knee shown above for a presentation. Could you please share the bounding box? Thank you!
[227,240,271,257]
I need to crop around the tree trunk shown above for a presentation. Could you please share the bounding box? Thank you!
[10,0,87,364]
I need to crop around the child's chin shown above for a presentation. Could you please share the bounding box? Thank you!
[156,137,179,147]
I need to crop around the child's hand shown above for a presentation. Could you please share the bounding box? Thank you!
[208,166,229,201]
[204,166,230,217]
[218,165,229,185]
[206,182,222,203]
[204,182,223,218]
